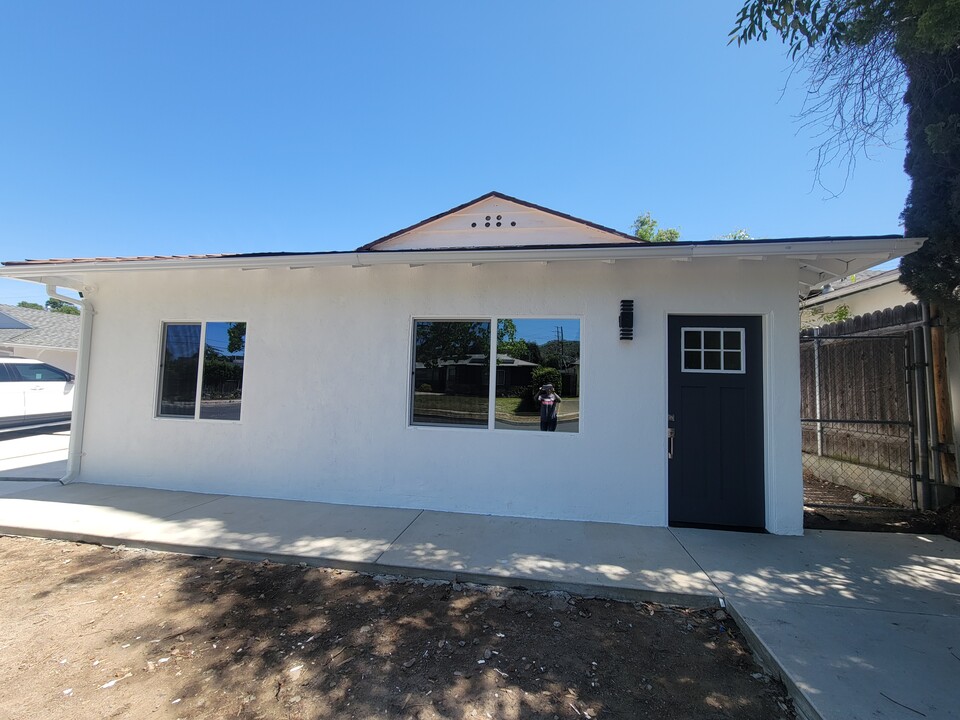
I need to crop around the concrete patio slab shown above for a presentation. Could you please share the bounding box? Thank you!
[0,483,227,542]
[0,430,69,479]
[0,479,58,496]
[377,510,719,604]
[672,527,960,616]
[672,527,960,720]
[731,598,960,720]
[144,494,423,564]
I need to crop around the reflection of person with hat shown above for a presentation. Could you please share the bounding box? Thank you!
[535,383,562,432]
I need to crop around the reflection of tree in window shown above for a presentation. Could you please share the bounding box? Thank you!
[158,322,247,421]
[200,322,246,421]
[412,321,490,427]
[493,319,580,433]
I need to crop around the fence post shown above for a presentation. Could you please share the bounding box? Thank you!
[913,325,932,509]
[813,327,823,457]
[905,335,919,510]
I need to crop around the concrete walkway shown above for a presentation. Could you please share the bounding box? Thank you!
[0,481,957,720]
[0,430,69,479]
[674,528,960,720]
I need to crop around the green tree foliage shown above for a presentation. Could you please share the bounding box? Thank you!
[731,0,960,315]
[16,301,44,311]
[525,341,543,365]
[531,366,562,396]
[415,321,490,367]
[631,212,680,243]
[226,322,247,354]
[539,339,580,369]
[201,354,244,398]
[801,302,852,329]
[716,229,754,241]
[45,298,80,315]
[496,319,530,360]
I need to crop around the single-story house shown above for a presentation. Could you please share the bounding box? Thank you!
[0,303,80,373]
[0,192,924,535]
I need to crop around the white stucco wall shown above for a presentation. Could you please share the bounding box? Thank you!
[73,257,803,534]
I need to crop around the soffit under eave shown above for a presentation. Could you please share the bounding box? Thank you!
[795,254,901,296]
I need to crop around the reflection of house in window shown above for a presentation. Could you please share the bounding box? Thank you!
[416,353,538,396]
[414,354,493,396]
[494,354,538,395]
[561,359,580,397]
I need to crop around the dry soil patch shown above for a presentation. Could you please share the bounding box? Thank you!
[0,536,794,719]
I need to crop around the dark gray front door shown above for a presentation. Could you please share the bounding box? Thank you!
[668,315,765,529]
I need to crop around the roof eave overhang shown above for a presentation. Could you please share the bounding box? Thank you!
[0,237,925,295]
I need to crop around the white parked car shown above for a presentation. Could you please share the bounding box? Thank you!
[0,358,74,432]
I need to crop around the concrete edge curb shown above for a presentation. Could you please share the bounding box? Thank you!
[0,527,723,610]
[725,600,822,720]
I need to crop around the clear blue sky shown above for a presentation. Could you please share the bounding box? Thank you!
[0,2,910,305]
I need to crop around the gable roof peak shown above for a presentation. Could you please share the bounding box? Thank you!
[358,192,645,251]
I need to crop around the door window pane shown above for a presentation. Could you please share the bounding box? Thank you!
[681,327,746,374]
[158,324,201,417]
[723,331,741,350]
[494,318,580,433]
[724,351,742,372]
[199,322,246,421]
[412,321,490,427]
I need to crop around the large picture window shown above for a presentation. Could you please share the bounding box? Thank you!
[410,318,580,432]
[158,321,247,421]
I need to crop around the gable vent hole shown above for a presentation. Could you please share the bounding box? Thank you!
[471,222,477,227]
[511,221,517,226]
[486,216,491,221]
[485,222,490,227]
[496,215,502,220]
[496,222,502,227]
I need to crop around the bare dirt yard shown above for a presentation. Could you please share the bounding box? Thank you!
[803,471,960,539]
[0,535,795,720]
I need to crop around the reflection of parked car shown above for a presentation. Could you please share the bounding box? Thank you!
[0,358,74,432]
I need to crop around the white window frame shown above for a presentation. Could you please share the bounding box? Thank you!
[680,327,746,375]
[408,315,583,433]
[156,321,246,423]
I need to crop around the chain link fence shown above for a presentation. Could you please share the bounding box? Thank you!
[800,334,918,510]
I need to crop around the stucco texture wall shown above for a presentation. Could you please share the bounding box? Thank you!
[75,257,803,534]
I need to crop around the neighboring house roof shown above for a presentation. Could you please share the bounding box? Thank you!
[416,353,538,369]
[0,192,925,295]
[801,268,904,308]
[0,304,80,350]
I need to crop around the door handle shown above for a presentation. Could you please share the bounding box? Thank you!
[667,427,675,459]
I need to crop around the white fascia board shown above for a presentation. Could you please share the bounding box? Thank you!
[0,237,925,286]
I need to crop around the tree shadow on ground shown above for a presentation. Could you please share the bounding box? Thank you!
[1,537,795,720]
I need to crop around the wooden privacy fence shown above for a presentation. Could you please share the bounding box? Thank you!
[800,303,922,508]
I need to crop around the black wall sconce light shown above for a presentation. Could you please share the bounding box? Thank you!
[619,300,634,340]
